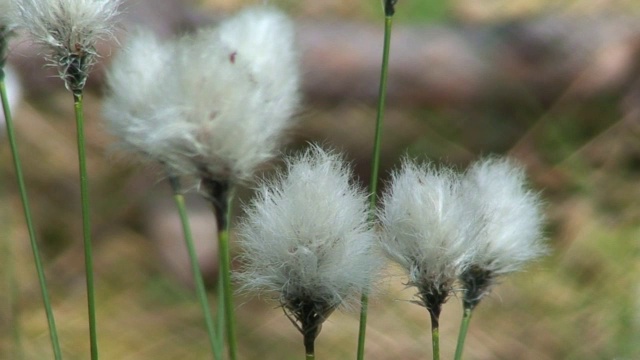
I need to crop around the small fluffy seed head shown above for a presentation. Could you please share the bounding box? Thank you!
[379,160,479,294]
[236,145,381,315]
[13,0,120,91]
[103,6,300,183]
[461,157,546,276]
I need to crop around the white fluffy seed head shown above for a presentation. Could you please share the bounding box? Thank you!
[379,159,479,291]
[103,6,300,183]
[13,0,120,90]
[462,157,546,275]
[236,145,381,312]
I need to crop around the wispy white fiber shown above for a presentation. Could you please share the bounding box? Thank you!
[103,6,300,183]
[103,30,183,166]
[236,146,381,313]
[461,157,546,275]
[379,160,478,292]
[13,0,120,90]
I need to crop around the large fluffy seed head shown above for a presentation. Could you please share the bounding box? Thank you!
[103,6,300,183]
[13,0,120,90]
[379,160,478,290]
[462,157,546,275]
[236,146,380,312]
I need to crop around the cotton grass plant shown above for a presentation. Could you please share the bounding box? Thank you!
[377,156,546,359]
[236,145,382,359]
[13,0,122,358]
[454,158,547,359]
[378,160,479,360]
[103,6,300,359]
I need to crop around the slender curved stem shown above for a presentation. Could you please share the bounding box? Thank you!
[2,70,63,360]
[454,307,473,360]
[168,176,221,359]
[73,91,98,360]
[218,188,237,360]
[357,11,394,360]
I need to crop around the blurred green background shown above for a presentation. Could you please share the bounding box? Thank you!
[2,0,640,359]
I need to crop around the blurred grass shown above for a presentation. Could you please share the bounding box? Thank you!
[2,0,640,359]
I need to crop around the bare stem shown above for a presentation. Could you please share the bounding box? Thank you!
[454,306,473,360]
[1,69,63,360]
[73,91,98,360]
[357,3,395,358]
[168,176,221,359]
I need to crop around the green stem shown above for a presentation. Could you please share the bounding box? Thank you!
[357,9,395,360]
[218,189,237,360]
[73,92,98,360]
[215,269,225,358]
[431,321,440,360]
[168,176,221,360]
[306,353,315,360]
[454,306,473,360]
[1,70,63,360]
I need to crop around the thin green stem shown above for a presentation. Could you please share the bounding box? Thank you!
[3,194,24,360]
[1,70,62,360]
[215,268,225,357]
[357,10,395,360]
[168,177,221,360]
[73,92,98,360]
[431,322,440,360]
[454,306,473,360]
[218,189,237,360]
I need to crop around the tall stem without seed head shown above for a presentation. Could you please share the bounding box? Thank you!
[357,6,395,358]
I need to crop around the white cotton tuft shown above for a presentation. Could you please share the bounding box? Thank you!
[103,6,301,183]
[461,157,546,275]
[13,0,121,91]
[378,159,478,291]
[236,145,381,312]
